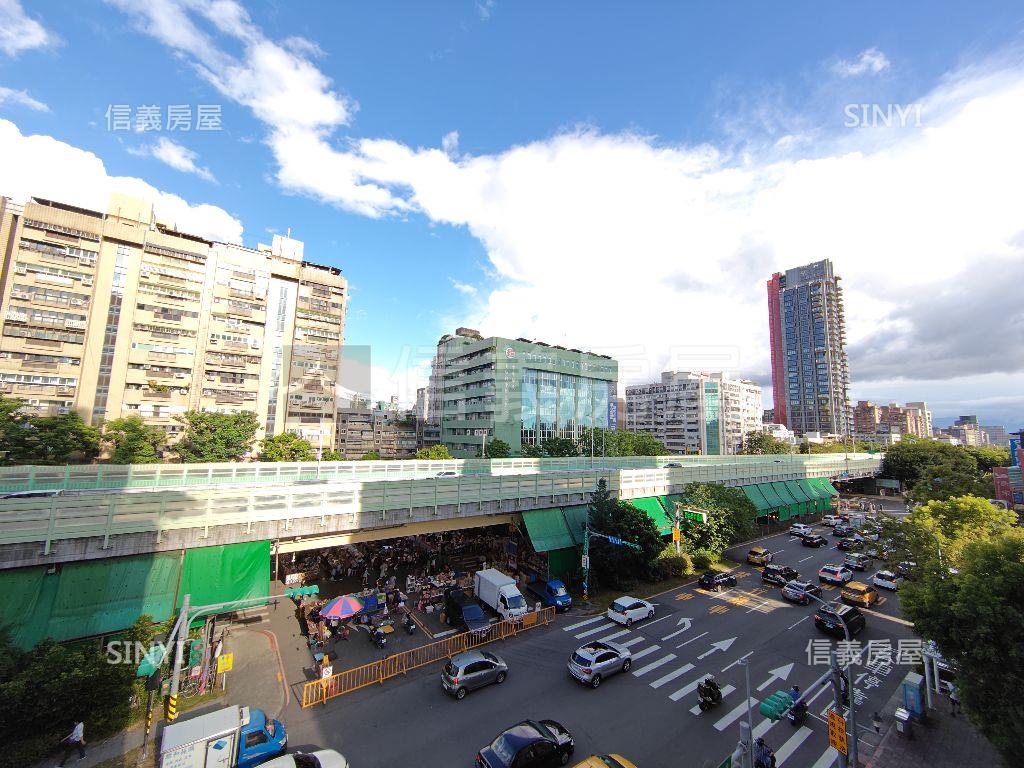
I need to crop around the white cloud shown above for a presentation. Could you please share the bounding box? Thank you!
[129,137,216,181]
[0,86,48,111]
[476,1,496,21]
[449,277,477,295]
[833,48,891,78]
[107,2,1024,425]
[0,119,243,242]
[0,0,57,57]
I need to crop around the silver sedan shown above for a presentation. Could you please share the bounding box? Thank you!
[567,641,633,689]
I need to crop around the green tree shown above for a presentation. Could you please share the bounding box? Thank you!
[483,438,511,459]
[259,432,315,462]
[578,428,668,456]
[899,529,1024,764]
[520,443,546,458]
[965,445,1011,473]
[541,437,579,457]
[881,438,977,486]
[587,485,665,587]
[321,449,343,461]
[416,444,453,460]
[907,470,993,504]
[360,450,381,460]
[174,410,259,462]
[0,394,26,458]
[679,482,758,547]
[102,415,166,464]
[3,412,100,465]
[741,431,791,455]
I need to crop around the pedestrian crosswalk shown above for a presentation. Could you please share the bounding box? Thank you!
[559,614,842,768]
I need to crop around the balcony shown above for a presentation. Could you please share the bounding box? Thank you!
[19,359,59,372]
[147,352,178,363]
[142,389,172,400]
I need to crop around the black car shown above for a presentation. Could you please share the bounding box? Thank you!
[837,536,864,551]
[833,525,853,538]
[476,720,575,768]
[698,571,737,591]
[781,579,823,605]
[814,602,866,637]
[844,553,873,571]
[801,535,828,548]
[761,564,799,586]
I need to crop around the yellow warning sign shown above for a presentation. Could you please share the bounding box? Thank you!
[216,653,234,674]
[828,709,848,755]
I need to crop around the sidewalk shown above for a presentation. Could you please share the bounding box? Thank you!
[37,624,289,768]
[865,685,1003,768]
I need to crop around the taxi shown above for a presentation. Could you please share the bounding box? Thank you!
[573,756,639,768]
[746,546,774,566]
[840,580,880,607]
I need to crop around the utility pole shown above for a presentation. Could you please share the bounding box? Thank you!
[167,593,188,722]
[582,512,590,602]
[831,651,850,768]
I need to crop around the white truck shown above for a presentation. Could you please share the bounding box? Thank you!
[159,705,287,768]
[473,568,528,621]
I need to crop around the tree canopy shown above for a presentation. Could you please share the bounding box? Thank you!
[416,444,453,460]
[881,438,994,503]
[578,428,668,457]
[483,438,511,459]
[359,450,381,460]
[174,410,259,462]
[741,431,791,455]
[259,431,316,462]
[102,415,166,464]
[2,411,100,465]
[965,444,1011,473]
[586,479,664,588]
[678,482,758,550]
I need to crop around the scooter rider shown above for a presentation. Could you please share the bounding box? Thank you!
[698,675,722,700]
[754,737,776,768]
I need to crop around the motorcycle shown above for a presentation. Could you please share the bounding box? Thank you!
[697,678,724,711]
[787,701,808,727]
[368,625,387,649]
[403,614,417,636]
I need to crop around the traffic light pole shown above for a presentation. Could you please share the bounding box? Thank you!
[830,651,850,768]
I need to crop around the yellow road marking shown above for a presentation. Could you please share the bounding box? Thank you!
[750,587,768,596]
[676,592,694,601]
[729,595,750,606]
[709,604,729,615]
[736,571,752,579]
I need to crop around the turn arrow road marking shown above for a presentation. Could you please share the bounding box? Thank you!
[660,617,694,641]
[756,662,796,692]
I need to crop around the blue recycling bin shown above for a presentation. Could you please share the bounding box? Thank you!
[901,671,926,721]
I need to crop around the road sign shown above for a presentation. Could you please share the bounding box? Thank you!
[672,527,681,542]
[828,709,848,755]
[581,555,590,569]
[717,756,731,768]
[216,653,234,674]
[608,535,622,545]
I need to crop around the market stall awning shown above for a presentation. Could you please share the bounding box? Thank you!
[741,484,772,512]
[522,507,575,552]
[783,480,815,514]
[809,477,840,498]
[771,481,809,517]
[795,479,830,512]
[627,497,674,535]
[561,505,590,546]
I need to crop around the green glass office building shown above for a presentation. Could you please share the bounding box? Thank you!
[433,329,618,457]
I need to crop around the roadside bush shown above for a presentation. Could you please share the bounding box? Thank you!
[654,551,693,579]
[691,549,718,570]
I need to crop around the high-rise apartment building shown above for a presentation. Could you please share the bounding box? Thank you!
[335,407,418,459]
[981,425,1009,447]
[625,371,763,455]
[853,400,930,438]
[0,194,347,452]
[767,259,851,436]
[429,328,618,457]
[904,401,932,437]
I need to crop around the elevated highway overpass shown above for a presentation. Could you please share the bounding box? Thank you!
[0,454,880,570]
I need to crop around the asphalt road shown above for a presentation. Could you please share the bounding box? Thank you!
[282,524,918,768]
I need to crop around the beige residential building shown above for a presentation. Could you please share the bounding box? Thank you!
[335,407,418,459]
[0,194,347,453]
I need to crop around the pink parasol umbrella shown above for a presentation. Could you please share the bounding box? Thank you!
[320,594,365,620]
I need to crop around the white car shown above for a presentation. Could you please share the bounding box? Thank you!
[260,750,349,768]
[872,570,904,591]
[606,596,655,627]
[818,563,854,585]
[789,523,813,537]
[821,515,841,527]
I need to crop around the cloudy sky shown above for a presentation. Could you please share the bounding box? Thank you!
[1,0,1022,427]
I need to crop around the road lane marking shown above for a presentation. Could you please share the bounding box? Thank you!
[563,616,604,632]
[798,556,814,563]
[669,675,705,701]
[810,746,838,768]
[574,622,617,639]
[775,725,813,765]
[689,684,736,714]
[642,615,671,628]
[630,644,662,660]
[676,631,709,649]
[787,616,809,630]
[752,717,775,740]
[650,662,694,689]
[595,629,631,643]
[709,605,729,615]
[633,653,676,677]
[620,637,645,648]
[714,697,759,731]
[721,651,753,672]
[675,592,694,601]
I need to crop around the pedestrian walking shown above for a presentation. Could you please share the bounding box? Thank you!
[58,721,86,766]
[948,682,961,716]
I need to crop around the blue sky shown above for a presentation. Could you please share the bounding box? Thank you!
[1,1,1023,428]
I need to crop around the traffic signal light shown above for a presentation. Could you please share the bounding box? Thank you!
[285,585,320,599]
[136,644,167,678]
[759,690,793,721]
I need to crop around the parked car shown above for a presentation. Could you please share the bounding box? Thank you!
[844,553,872,572]
[781,579,823,606]
[897,561,918,579]
[260,751,349,768]
[663,462,683,468]
[746,546,774,566]
[567,641,632,689]
[476,720,575,768]
[789,523,814,537]
[818,563,854,585]
[872,570,904,591]
[832,524,853,538]
[840,581,880,608]
[698,571,737,591]
[761,564,799,587]
[441,650,508,700]
[606,596,654,627]
[572,757,638,768]
[435,470,459,478]
[444,588,491,634]
[821,515,841,527]
[801,535,828,548]
[814,602,866,637]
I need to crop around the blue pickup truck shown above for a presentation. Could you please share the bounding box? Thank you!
[525,579,572,612]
